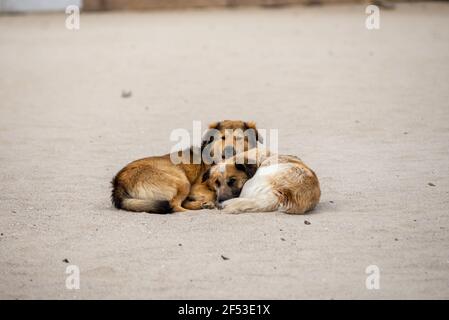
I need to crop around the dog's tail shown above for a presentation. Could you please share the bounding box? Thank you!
[120,198,173,214]
[111,176,173,214]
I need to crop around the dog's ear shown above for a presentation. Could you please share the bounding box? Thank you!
[201,121,222,151]
[244,121,263,145]
[201,134,214,151]
[208,121,221,130]
[235,163,257,179]
[202,168,211,183]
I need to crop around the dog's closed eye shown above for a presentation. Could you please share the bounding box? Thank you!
[227,177,236,187]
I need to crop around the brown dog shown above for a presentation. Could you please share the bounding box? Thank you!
[111,120,261,214]
[204,147,320,214]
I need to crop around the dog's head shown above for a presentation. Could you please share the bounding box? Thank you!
[202,162,257,203]
[201,120,262,163]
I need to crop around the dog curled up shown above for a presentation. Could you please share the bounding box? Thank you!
[203,147,321,214]
[111,120,261,214]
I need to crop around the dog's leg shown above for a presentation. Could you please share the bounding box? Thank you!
[182,183,216,210]
[182,200,216,210]
[170,181,191,212]
[220,195,278,214]
[182,200,202,210]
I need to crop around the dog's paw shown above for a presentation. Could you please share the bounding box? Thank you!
[201,201,216,209]
[216,202,224,210]
[219,203,241,214]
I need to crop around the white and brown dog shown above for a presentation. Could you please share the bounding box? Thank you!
[204,147,321,214]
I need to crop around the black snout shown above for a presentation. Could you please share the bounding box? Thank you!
[223,146,236,159]
[217,188,241,204]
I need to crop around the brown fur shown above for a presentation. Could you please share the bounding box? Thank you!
[202,120,260,161]
[111,120,261,214]
[267,155,320,214]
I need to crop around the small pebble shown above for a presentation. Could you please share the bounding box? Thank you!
[304,220,311,225]
[62,258,69,263]
[121,90,132,98]
[221,255,229,260]
[428,182,436,187]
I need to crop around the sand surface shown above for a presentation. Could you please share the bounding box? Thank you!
[0,3,448,299]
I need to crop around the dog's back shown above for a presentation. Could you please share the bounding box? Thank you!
[111,155,185,214]
[267,155,320,214]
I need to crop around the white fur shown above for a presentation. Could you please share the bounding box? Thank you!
[220,163,292,214]
[220,196,278,214]
[253,163,291,176]
[217,163,226,173]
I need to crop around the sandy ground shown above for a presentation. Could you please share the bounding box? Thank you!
[0,2,448,299]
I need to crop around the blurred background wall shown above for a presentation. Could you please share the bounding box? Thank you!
[83,0,409,11]
[0,0,82,12]
[83,0,347,11]
[0,0,431,12]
